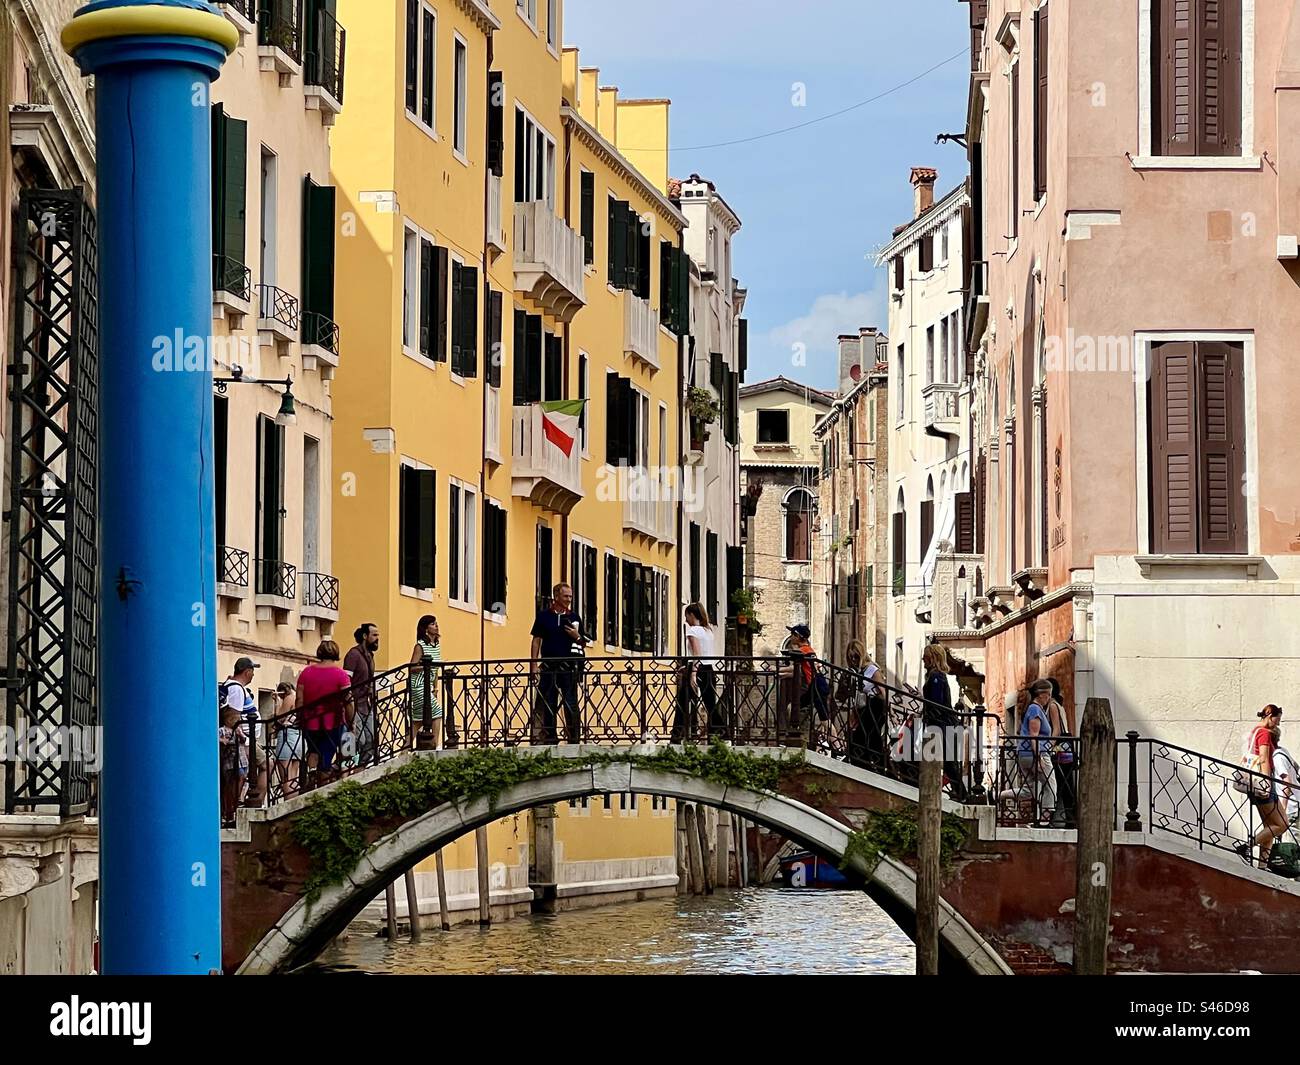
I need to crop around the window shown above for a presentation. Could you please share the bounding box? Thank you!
[892,491,907,597]
[570,537,598,640]
[514,108,556,206]
[402,228,418,349]
[410,5,434,132]
[211,104,248,290]
[517,0,537,26]
[926,325,936,386]
[689,522,701,602]
[301,176,336,341]
[303,435,321,574]
[892,254,904,292]
[706,530,719,626]
[607,199,649,294]
[620,559,655,652]
[921,478,935,560]
[1148,340,1247,553]
[400,462,436,590]
[1033,4,1049,199]
[578,352,588,452]
[453,36,468,157]
[259,148,277,287]
[897,343,906,421]
[481,498,508,615]
[256,416,286,593]
[604,373,638,466]
[448,480,477,607]
[580,170,595,264]
[546,0,558,49]
[941,220,950,264]
[486,286,503,388]
[918,233,933,273]
[1151,0,1243,158]
[659,239,689,334]
[405,230,449,362]
[604,549,619,645]
[405,0,419,114]
[757,409,789,444]
[784,488,814,562]
[513,308,543,403]
[535,523,553,614]
[487,71,505,176]
[450,258,478,377]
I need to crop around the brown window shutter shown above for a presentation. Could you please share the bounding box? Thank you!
[1198,0,1242,156]
[1033,5,1049,200]
[1149,341,1199,553]
[920,499,935,559]
[894,254,904,291]
[918,235,933,274]
[1196,341,1247,553]
[1156,0,1196,156]
[976,455,987,555]
[956,491,975,554]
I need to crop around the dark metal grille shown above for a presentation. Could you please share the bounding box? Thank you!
[214,253,252,302]
[4,188,99,815]
[218,0,258,22]
[256,283,300,331]
[304,5,346,103]
[256,559,296,599]
[301,571,339,611]
[258,0,303,63]
[218,545,250,588]
[301,310,339,357]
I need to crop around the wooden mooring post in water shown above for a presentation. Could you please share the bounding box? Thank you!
[1074,697,1117,975]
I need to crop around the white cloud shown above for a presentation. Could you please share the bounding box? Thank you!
[763,286,887,371]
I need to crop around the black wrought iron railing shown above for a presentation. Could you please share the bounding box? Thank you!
[301,309,340,357]
[218,0,258,23]
[304,4,346,102]
[257,0,303,63]
[301,571,339,612]
[256,558,296,599]
[256,283,300,331]
[214,254,252,302]
[218,545,250,588]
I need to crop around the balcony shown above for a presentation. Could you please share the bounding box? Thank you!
[965,259,989,353]
[300,570,340,631]
[257,0,303,83]
[256,283,300,355]
[623,290,659,370]
[511,403,583,515]
[513,201,586,323]
[217,546,250,612]
[302,310,340,378]
[621,468,675,543]
[485,385,503,464]
[217,0,256,39]
[932,549,986,631]
[487,172,505,254]
[303,3,345,123]
[213,254,252,327]
[255,558,296,622]
[923,382,961,438]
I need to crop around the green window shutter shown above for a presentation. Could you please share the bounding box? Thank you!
[417,468,437,588]
[525,314,543,403]
[580,171,595,264]
[605,373,623,465]
[211,103,225,264]
[221,111,247,272]
[486,286,502,388]
[450,261,464,373]
[659,240,672,328]
[866,564,873,599]
[301,177,336,320]
[433,246,450,362]
[676,247,689,334]
[512,307,527,401]
[624,205,641,291]
[419,239,434,357]
[462,264,478,378]
[608,199,627,287]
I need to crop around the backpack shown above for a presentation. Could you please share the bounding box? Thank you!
[218,680,236,721]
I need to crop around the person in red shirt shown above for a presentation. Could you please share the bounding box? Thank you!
[296,640,354,786]
[1238,705,1288,869]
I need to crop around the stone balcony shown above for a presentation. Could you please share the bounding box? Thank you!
[511,403,583,515]
[513,201,586,323]
[923,382,961,438]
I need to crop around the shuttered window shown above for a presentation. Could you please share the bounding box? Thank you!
[487,71,504,176]
[433,246,449,362]
[956,491,975,554]
[920,499,935,560]
[481,501,507,613]
[1148,340,1247,554]
[604,552,619,646]
[544,332,563,401]
[893,254,904,291]
[605,374,636,466]
[580,171,595,265]
[399,464,437,589]
[513,309,543,403]
[785,491,813,562]
[419,239,434,357]
[211,104,248,284]
[918,235,933,274]
[892,509,906,597]
[450,261,478,377]
[706,531,719,625]
[405,1,419,114]
[689,523,701,603]
[535,524,554,613]
[738,319,748,379]
[486,286,503,388]
[421,9,435,128]
[1153,0,1242,157]
[1033,4,1049,201]
[583,544,598,639]
[301,177,336,326]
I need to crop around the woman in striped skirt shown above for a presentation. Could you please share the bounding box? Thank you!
[407,614,443,749]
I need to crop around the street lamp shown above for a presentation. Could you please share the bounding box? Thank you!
[215,365,297,426]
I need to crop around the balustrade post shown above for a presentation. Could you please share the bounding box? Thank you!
[445,666,459,749]
[638,657,648,742]
[1124,730,1143,832]
[416,661,434,751]
[973,704,986,800]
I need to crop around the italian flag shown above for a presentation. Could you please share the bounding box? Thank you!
[540,399,585,458]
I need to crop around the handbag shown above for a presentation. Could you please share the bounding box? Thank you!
[1232,728,1272,798]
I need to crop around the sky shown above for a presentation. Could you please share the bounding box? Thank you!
[563,0,970,393]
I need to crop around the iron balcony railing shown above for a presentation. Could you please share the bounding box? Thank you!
[257,0,303,63]
[218,0,257,23]
[303,4,346,103]
[302,309,339,357]
[301,571,339,612]
[256,283,300,332]
[214,254,252,302]
[218,545,250,588]
[256,558,296,599]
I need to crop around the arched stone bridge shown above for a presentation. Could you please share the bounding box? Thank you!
[222,744,1300,975]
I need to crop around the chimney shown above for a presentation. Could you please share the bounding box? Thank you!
[911,167,938,218]
[837,334,862,396]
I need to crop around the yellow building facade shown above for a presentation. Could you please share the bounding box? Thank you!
[331,0,692,922]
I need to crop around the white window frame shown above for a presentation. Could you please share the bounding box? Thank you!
[399,454,435,602]
[448,250,467,384]
[515,105,557,208]
[447,476,477,612]
[1134,0,1257,170]
[452,33,469,162]
[517,0,538,30]
[407,2,439,140]
[569,533,594,633]
[1132,330,1259,555]
[546,0,559,54]
[402,224,419,353]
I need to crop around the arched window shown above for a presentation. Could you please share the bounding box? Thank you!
[921,476,935,559]
[892,488,907,597]
[783,487,815,562]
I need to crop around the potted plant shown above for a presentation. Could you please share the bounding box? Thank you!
[686,386,720,449]
[731,586,763,635]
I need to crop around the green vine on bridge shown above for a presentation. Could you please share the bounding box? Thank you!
[841,809,969,879]
[292,743,803,902]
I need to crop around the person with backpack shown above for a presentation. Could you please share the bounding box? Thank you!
[1235,705,1288,870]
[220,657,263,813]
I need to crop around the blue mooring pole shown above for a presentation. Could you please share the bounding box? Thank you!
[62,0,237,974]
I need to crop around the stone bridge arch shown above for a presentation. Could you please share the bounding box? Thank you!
[226,751,1011,975]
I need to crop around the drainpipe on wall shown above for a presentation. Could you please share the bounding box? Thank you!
[478,32,495,663]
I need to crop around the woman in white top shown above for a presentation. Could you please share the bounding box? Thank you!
[673,603,722,742]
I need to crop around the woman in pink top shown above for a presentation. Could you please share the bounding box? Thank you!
[1237,705,1287,869]
[295,640,353,785]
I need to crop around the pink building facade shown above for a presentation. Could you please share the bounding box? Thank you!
[960,0,1300,758]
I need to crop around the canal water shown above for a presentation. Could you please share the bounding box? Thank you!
[314,887,915,975]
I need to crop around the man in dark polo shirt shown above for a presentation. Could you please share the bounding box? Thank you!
[530,582,586,744]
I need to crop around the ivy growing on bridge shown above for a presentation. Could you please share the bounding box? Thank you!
[292,743,804,902]
[841,809,969,878]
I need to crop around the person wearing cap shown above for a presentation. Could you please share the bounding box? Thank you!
[223,657,266,810]
[1018,679,1058,822]
[777,624,823,736]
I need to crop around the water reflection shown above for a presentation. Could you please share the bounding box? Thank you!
[314,887,915,975]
